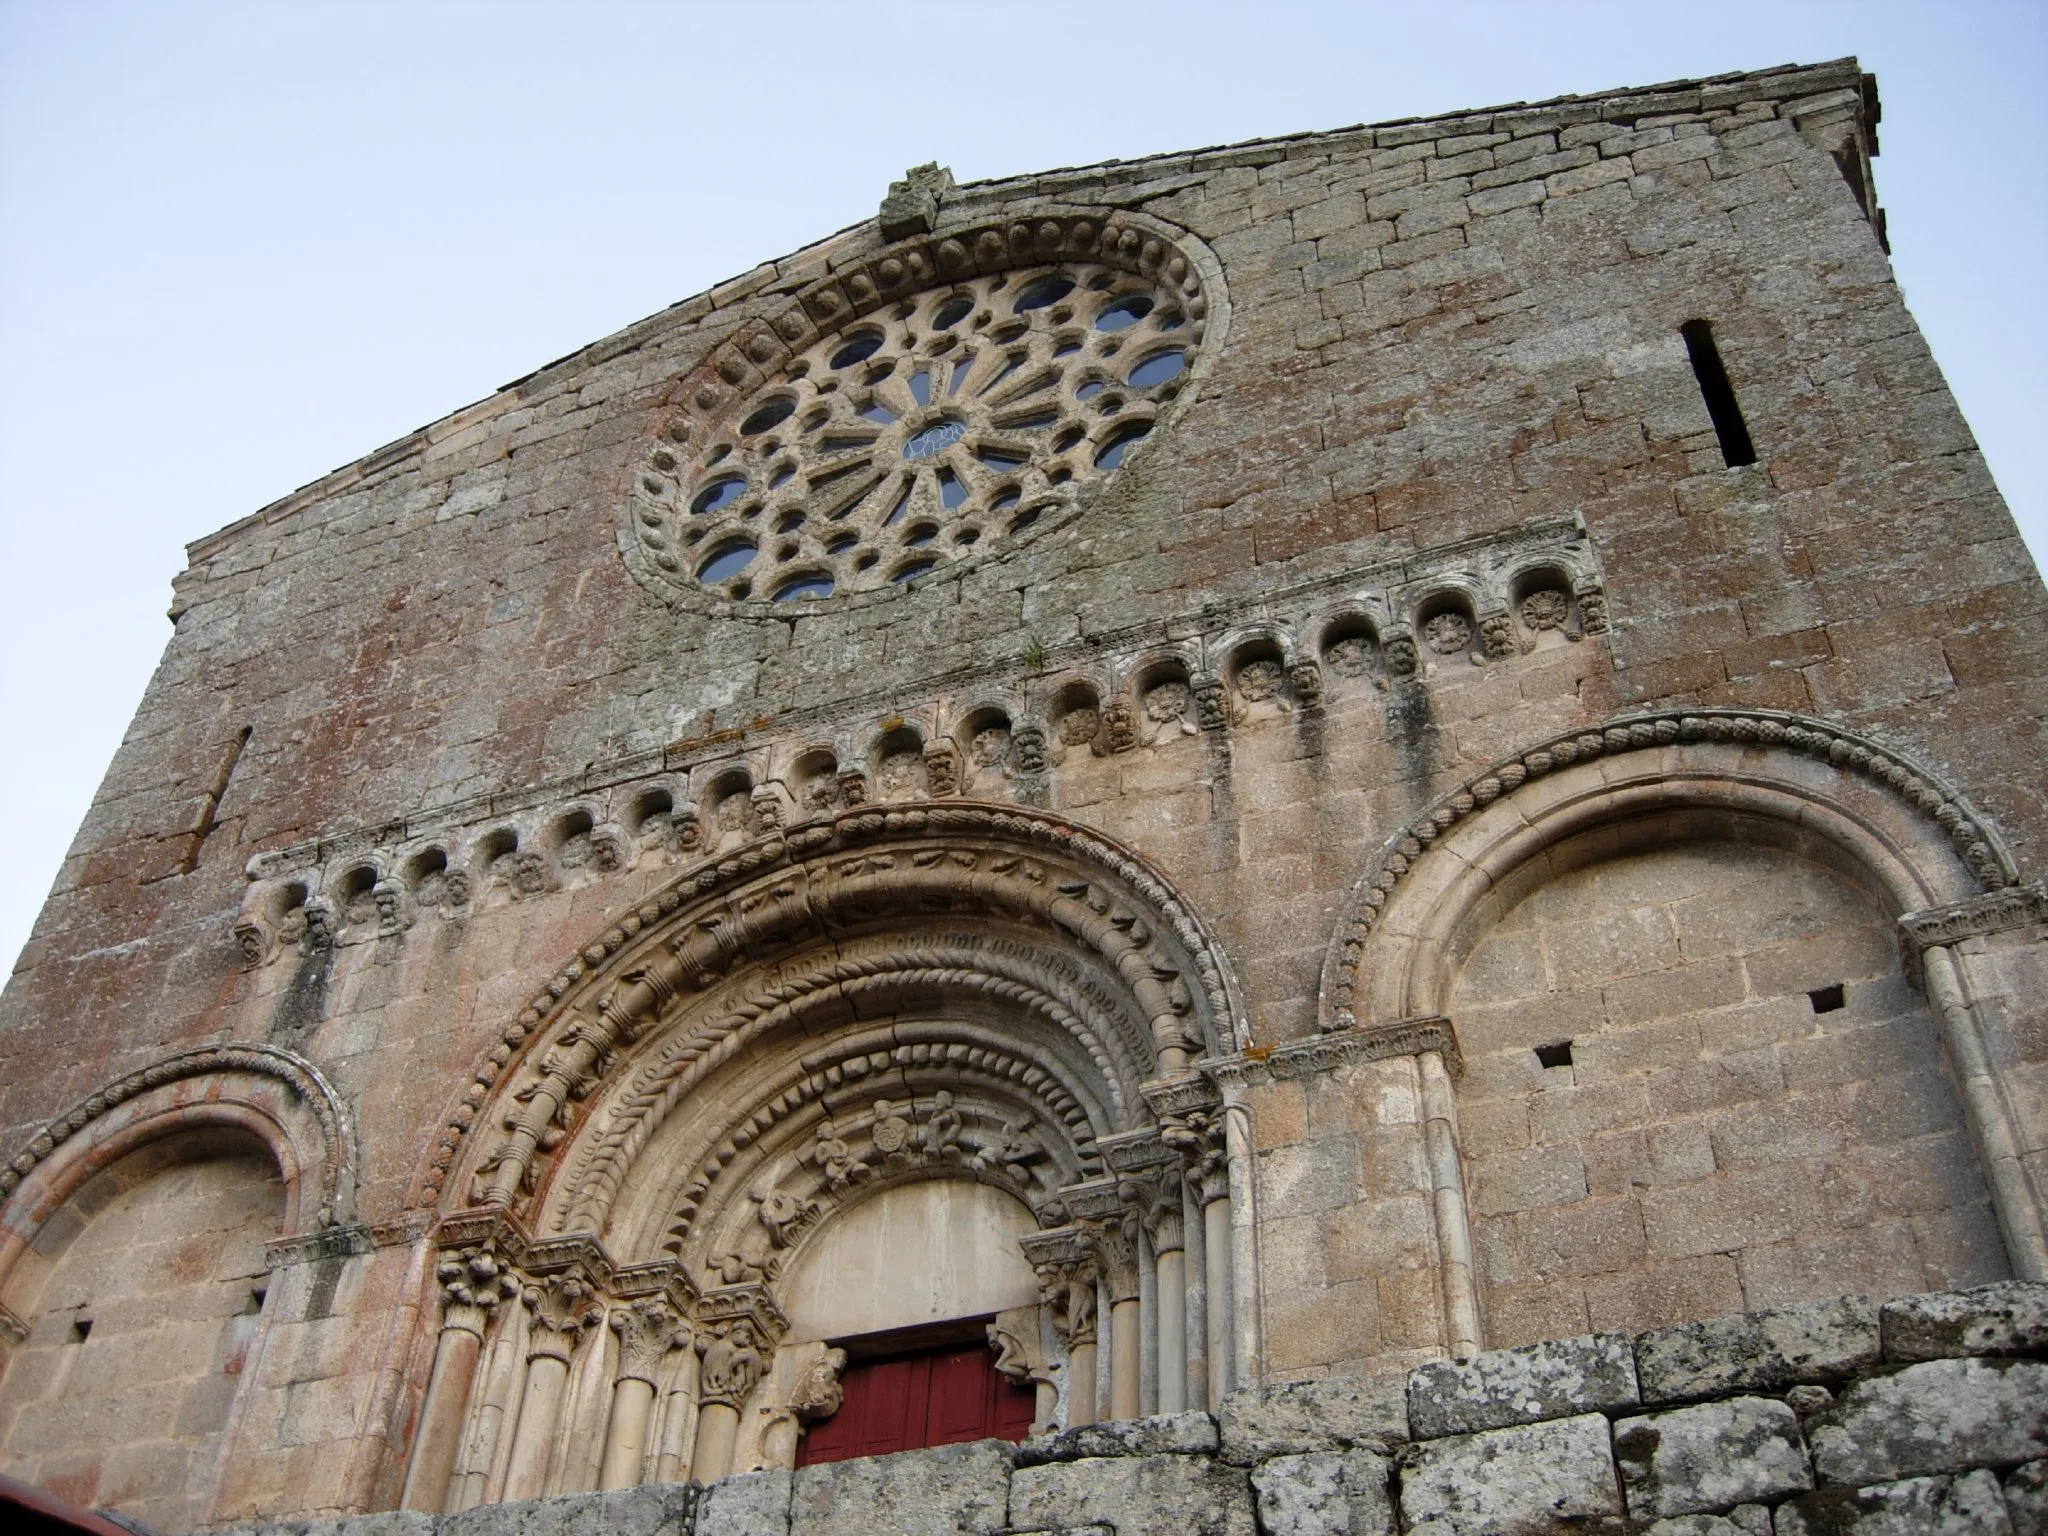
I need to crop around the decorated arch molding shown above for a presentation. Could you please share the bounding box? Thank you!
[419,803,1247,1249]
[0,1042,358,1289]
[1320,707,2023,1031]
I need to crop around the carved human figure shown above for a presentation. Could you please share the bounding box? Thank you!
[699,1322,766,1407]
[1383,631,1419,679]
[972,1113,1045,1186]
[709,1251,766,1285]
[924,744,959,797]
[712,791,752,851]
[749,1183,818,1248]
[970,727,1011,770]
[869,1099,913,1166]
[919,1090,965,1162]
[801,771,841,814]
[1287,659,1324,708]
[810,1118,870,1190]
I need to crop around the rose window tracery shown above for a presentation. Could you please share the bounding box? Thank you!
[637,240,1213,607]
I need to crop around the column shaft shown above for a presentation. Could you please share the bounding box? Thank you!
[1109,1296,1142,1421]
[501,1354,570,1503]
[692,1401,741,1483]
[1201,1197,1232,1406]
[598,1376,657,1490]
[1153,1247,1187,1415]
[400,1323,482,1513]
[1066,1341,1099,1427]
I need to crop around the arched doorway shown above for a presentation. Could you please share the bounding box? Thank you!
[401,805,1246,1512]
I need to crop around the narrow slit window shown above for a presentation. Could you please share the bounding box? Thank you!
[1680,319,1757,468]
[179,725,252,874]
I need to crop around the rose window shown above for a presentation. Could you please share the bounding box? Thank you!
[653,262,1203,604]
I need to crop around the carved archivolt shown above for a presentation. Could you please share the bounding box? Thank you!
[1321,707,2022,1031]
[421,804,1243,1219]
[0,1042,356,1237]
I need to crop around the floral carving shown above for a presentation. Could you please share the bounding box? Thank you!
[1520,587,1571,631]
[1423,612,1472,656]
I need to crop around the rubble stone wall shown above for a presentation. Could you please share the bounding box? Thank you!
[222,1282,2048,1535]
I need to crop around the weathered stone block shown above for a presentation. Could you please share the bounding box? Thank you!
[1808,1358,2048,1486]
[2006,1460,2047,1536]
[1008,1453,1257,1536]
[1407,1332,1636,1437]
[434,1486,696,1536]
[1635,1509,1769,1536]
[696,1468,792,1536]
[789,1439,1011,1535]
[1248,1448,1394,1536]
[1775,1469,2017,1535]
[1881,1283,2048,1363]
[1634,1295,1878,1403]
[1613,1396,1812,1518]
[1217,1377,1408,1464]
[1018,1411,1218,1465]
[1396,1412,1622,1536]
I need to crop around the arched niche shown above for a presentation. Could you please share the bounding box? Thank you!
[778,1179,1040,1342]
[1315,708,2044,1350]
[0,1126,285,1533]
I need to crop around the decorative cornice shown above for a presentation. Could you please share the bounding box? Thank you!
[1095,1127,1175,1173]
[0,1042,357,1229]
[1899,880,2048,952]
[1204,1017,1459,1088]
[1141,1071,1222,1122]
[264,1212,433,1270]
[1325,708,2023,1032]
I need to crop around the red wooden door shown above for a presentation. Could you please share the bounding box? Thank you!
[796,1341,1036,1466]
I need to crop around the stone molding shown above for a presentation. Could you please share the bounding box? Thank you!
[0,1040,357,1230]
[1899,879,2048,951]
[236,517,1607,971]
[1323,708,2024,1032]
[1202,1017,1460,1086]
[263,1211,434,1271]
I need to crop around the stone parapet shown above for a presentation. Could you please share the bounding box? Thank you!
[210,1282,2046,1535]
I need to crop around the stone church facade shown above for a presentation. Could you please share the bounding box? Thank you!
[1,57,2043,1535]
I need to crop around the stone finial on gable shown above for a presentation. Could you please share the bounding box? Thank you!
[879,163,955,239]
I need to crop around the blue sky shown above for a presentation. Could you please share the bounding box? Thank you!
[2,0,2043,975]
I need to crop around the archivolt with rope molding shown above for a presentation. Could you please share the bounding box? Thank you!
[422,803,1246,1239]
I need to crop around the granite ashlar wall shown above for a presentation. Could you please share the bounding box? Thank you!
[220,1282,2048,1536]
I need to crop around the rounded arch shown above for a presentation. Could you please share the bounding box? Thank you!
[418,804,1247,1232]
[1322,709,2016,1031]
[0,1042,356,1304]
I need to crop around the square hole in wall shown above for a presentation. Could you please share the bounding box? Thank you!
[1808,984,1846,1014]
[70,1317,92,1343]
[1534,1040,1573,1069]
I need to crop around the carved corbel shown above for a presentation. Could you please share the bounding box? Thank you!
[789,1344,849,1424]
[300,897,337,952]
[749,785,786,836]
[987,1305,1057,1436]
[1382,628,1420,680]
[609,1296,685,1386]
[1286,659,1324,709]
[372,878,409,937]
[836,768,870,807]
[233,914,273,970]
[1097,696,1138,754]
[672,808,703,853]
[1192,676,1228,732]
[1012,724,1048,775]
[1575,579,1609,635]
[923,740,960,798]
[589,824,626,872]
[1478,611,1515,659]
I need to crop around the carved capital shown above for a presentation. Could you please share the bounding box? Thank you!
[1137,1167,1186,1253]
[436,1241,520,1336]
[1023,1226,1099,1350]
[1899,880,2048,952]
[609,1296,684,1385]
[696,1316,770,1408]
[524,1273,602,1362]
[1160,1109,1229,1207]
[1081,1210,1143,1303]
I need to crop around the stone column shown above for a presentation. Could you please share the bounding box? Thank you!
[691,1320,768,1483]
[501,1274,600,1503]
[1164,1107,1232,1409]
[1025,1236,1099,1428]
[651,1339,701,1485]
[599,1298,683,1491]
[1141,1171,1188,1415]
[448,1281,530,1510]
[400,1243,518,1513]
[1418,1048,1482,1357]
[1087,1212,1143,1423]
